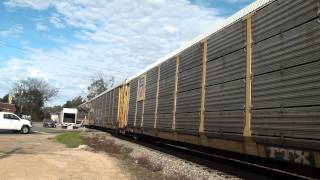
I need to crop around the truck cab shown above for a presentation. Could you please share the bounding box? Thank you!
[0,112,32,134]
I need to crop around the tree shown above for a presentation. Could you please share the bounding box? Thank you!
[12,78,59,121]
[87,73,114,100]
[43,96,84,119]
[63,96,84,108]
[0,94,10,103]
[43,105,62,119]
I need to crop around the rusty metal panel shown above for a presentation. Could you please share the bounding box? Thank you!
[252,61,320,109]
[207,20,246,61]
[205,79,245,112]
[128,78,138,127]
[252,107,320,139]
[135,101,143,128]
[160,58,176,80]
[176,89,201,113]
[179,43,202,72]
[205,111,244,134]
[159,76,175,97]
[175,113,200,133]
[253,0,318,43]
[206,49,245,86]
[177,65,201,92]
[157,113,173,130]
[253,19,320,76]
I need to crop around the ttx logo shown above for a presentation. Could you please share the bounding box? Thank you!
[266,147,314,165]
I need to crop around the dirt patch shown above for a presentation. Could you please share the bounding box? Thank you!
[0,133,131,180]
[84,136,133,154]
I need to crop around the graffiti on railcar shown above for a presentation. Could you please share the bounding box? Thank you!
[137,75,146,101]
[266,146,315,166]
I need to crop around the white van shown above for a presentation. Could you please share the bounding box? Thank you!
[0,112,32,134]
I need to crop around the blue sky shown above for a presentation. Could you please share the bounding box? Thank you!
[0,0,254,106]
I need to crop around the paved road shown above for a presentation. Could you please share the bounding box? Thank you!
[0,122,85,135]
[32,122,85,134]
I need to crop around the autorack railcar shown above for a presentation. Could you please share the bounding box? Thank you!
[81,0,320,168]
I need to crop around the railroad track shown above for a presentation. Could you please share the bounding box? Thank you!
[115,133,320,180]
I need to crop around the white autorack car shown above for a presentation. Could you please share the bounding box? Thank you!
[0,112,32,134]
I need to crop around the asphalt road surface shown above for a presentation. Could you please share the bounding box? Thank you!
[0,122,85,135]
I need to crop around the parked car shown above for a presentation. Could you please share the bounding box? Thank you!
[0,112,32,134]
[43,119,56,128]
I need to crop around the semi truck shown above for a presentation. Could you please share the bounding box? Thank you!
[60,108,78,128]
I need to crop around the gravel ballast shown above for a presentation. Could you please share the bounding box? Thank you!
[81,131,240,180]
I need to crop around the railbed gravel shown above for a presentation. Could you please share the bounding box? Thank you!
[81,131,240,180]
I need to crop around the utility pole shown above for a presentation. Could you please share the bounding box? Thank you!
[17,84,23,115]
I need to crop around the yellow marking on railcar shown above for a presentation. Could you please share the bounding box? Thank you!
[141,75,147,127]
[244,14,253,137]
[199,39,208,133]
[118,84,129,128]
[172,55,180,130]
[154,66,161,129]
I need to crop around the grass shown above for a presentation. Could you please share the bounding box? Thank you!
[54,132,84,148]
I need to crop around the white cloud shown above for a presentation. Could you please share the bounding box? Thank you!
[226,0,251,3]
[49,13,66,29]
[36,23,49,31]
[4,0,51,10]
[2,0,227,105]
[0,24,23,38]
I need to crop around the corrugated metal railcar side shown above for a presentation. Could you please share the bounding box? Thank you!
[251,0,320,143]
[157,58,176,131]
[175,43,202,134]
[205,18,246,137]
[112,87,119,128]
[143,67,159,129]
[127,78,138,128]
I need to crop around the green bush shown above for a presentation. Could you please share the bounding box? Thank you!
[54,132,84,148]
